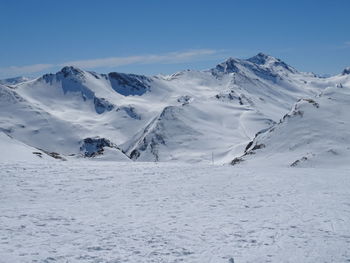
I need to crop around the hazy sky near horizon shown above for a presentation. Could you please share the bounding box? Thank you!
[1,0,349,78]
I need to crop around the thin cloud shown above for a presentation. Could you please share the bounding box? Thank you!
[61,49,218,68]
[0,64,54,77]
[334,41,350,50]
[0,49,219,78]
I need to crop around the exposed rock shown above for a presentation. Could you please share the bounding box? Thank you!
[299,98,320,108]
[38,149,67,160]
[94,97,114,114]
[290,156,308,167]
[80,137,118,157]
[177,95,193,106]
[231,157,244,165]
[108,72,151,96]
[342,67,350,75]
[116,106,142,120]
[214,58,240,74]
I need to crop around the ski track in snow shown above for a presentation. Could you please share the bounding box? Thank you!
[1,161,350,263]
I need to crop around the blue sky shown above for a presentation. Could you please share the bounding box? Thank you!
[0,0,349,78]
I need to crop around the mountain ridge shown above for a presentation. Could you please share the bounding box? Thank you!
[1,53,349,165]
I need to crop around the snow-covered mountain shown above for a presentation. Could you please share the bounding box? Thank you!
[0,53,348,164]
[232,71,350,167]
[0,76,32,86]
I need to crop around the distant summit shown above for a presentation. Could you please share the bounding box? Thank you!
[247,53,297,73]
[0,76,31,86]
[59,66,85,77]
[212,53,297,76]
[247,52,277,65]
[214,57,240,73]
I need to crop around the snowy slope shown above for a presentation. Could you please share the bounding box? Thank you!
[125,53,326,162]
[1,161,349,262]
[0,132,52,162]
[232,72,350,167]
[124,102,273,163]
[5,68,161,156]
[0,53,344,163]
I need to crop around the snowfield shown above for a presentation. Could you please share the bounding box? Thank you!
[1,161,349,263]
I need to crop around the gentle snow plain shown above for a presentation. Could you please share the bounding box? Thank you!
[1,160,349,263]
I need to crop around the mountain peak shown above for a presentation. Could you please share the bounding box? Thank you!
[247,53,277,65]
[40,66,86,83]
[214,57,241,73]
[59,66,84,77]
[213,53,297,75]
[247,53,297,73]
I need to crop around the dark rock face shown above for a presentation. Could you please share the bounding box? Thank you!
[245,62,280,83]
[177,95,192,106]
[35,148,67,160]
[40,66,84,83]
[251,144,265,151]
[280,98,320,122]
[290,156,308,167]
[94,97,114,114]
[247,53,296,73]
[108,72,151,96]
[39,67,116,114]
[42,66,85,84]
[60,66,85,78]
[215,91,243,105]
[116,106,142,120]
[130,149,140,160]
[231,157,244,165]
[80,137,115,157]
[300,98,319,108]
[342,67,350,75]
[213,58,240,74]
[247,53,272,65]
[40,67,95,101]
[88,71,101,79]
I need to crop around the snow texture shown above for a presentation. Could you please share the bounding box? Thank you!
[0,161,349,263]
[232,74,350,168]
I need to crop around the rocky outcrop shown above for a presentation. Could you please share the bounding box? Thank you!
[80,137,121,157]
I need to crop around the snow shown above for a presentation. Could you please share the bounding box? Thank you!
[1,54,350,262]
[233,74,350,168]
[0,161,349,262]
[0,76,32,86]
[0,54,333,163]
[0,132,50,162]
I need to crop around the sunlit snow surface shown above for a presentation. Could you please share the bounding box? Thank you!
[0,53,334,163]
[1,161,349,263]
